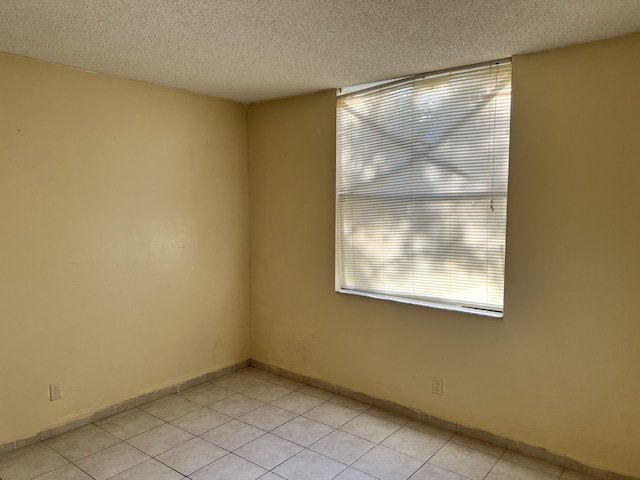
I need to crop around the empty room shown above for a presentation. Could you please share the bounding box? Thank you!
[1,1,639,480]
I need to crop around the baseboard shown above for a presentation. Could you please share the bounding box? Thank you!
[0,359,249,456]
[249,359,638,480]
[1,357,635,480]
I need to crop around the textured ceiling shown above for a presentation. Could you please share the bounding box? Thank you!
[1,1,640,103]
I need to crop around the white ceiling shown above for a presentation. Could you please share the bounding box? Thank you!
[1,1,639,104]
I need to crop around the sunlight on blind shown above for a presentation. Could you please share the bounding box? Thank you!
[336,62,511,314]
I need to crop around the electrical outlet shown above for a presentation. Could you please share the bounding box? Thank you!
[432,377,443,396]
[49,383,62,401]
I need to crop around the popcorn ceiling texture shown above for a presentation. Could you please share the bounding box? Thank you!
[1,0,639,103]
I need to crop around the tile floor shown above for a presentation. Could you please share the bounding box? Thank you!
[0,368,602,480]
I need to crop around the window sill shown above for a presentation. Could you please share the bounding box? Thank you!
[335,288,503,318]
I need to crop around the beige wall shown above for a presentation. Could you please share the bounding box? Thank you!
[248,33,640,477]
[0,54,250,444]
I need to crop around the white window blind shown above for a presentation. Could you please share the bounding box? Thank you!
[336,61,511,316]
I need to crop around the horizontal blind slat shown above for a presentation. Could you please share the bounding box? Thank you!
[337,62,511,312]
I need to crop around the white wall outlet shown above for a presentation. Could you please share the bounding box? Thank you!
[49,383,62,401]
[432,377,443,396]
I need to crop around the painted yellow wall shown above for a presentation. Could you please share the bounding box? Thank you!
[248,33,640,476]
[0,54,250,444]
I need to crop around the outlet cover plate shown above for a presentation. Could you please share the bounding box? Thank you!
[432,377,443,395]
[50,383,62,401]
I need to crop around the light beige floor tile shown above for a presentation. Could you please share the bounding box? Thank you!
[333,467,378,480]
[93,408,140,427]
[352,445,423,480]
[271,392,325,415]
[450,434,505,457]
[269,376,305,390]
[98,410,164,440]
[310,430,376,465]
[298,385,337,401]
[273,449,346,480]
[200,419,265,451]
[0,444,68,480]
[405,420,455,441]
[503,450,564,476]
[485,458,558,480]
[303,402,360,428]
[138,394,178,409]
[74,442,149,480]
[0,443,49,464]
[213,373,265,393]
[272,417,334,447]
[243,383,293,403]
[340,413,401,443]
[240,368,281,382]
[170,407,232,436]
[44,424,120,462]
[179,382,210,395]
[259,473,287,480]
[329,396,371,412]
[381,426,446,461]
[32,463,93,480]
[0,443,43,464]
[179,385,234,406]
[210,394,265,418]
[234,433,303,470]
[155,437,226,475]
[560,469,601,480]
[366,407,409,426]
[141,395,202,422]
[109,458,183,480]
[429,443,498,480]
[410,463,470,480]
[126,423,193,456]
[190,453,266,480]
[239,405,297,431]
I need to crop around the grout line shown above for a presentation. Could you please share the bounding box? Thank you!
[480,447,506,480]
[250,360,639,480]
[2,364,637,480]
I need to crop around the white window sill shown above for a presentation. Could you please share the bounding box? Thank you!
[335,288,503,318]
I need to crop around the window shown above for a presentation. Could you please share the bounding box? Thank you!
[336,61,511,317]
